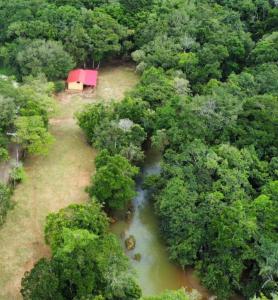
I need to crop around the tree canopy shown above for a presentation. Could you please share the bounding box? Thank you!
[88,150,139,210]
[0,0,275,298]
[21,202,141,300]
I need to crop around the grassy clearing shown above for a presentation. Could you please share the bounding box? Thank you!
[0,63,138,300]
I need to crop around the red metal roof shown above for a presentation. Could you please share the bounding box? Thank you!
[67,69,98,86]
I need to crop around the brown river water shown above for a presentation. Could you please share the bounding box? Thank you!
[111,149,212,298]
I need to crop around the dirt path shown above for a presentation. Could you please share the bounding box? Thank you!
[0,64,138,300]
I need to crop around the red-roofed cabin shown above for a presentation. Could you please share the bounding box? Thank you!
[67,69,98,91]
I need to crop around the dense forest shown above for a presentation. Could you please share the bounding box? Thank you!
[0,0,277,299]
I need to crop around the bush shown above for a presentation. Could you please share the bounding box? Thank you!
[0,183,12,226]
[54,81,65,93]
[142,288,193,300]
[0,147,9,162]
[10,163,26,187]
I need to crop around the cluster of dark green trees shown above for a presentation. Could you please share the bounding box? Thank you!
[21,202,143,299]
[0,0,155,80]
[0,0,277,299]
[126,2,278,298]
[77,1,278,299]
[1,0,277,83]
[77,67,278,299]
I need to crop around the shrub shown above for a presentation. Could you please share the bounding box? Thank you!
[54,81,65,93]
[0,147,9,162]
[10,163,26,187]
[0,183,11,226]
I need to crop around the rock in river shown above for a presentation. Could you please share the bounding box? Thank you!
[133,253,142,261]
[125,235,136,250]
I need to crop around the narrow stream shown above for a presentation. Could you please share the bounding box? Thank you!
[111,149,211,298]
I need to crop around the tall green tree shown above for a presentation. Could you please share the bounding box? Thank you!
[16,39,74,80]
[21,229,141,300]
[0,95,16,132]
[88,150,139,210]
[83,9,127,64]
[44,202,109,252]
[14,116,54,155]
[251,32,278,64]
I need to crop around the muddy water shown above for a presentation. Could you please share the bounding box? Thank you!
[111,149,211,298]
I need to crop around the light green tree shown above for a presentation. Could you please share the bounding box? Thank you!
[88,150,139,210]
[14,116,54,156]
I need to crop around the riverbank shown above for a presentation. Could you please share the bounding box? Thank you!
[111,148,212,299]
[0,64,138,299]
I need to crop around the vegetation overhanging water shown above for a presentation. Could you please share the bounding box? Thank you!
[111,148,211,298]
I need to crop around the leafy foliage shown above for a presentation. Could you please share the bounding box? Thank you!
[0,0,129,76]
[88,150,139,210]
[0,147,9,162]
[22,203,141,299]
[21,258,61,300]
[10,163,26,186]
[134,1,254,92]
[14,116,54,155]
[44,202,109,252]
[0,183,12,226]
[142,288,192,300]
[77,102,147,163]
[0,75,55,160]
[15,39,74,80]
[0,95,16,132]
[251,32,278,64]
[0,0,275,298]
